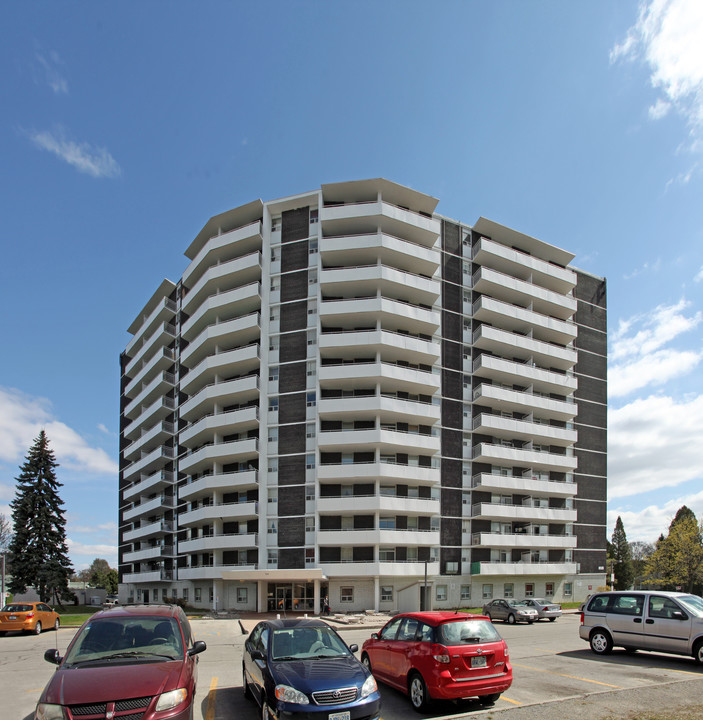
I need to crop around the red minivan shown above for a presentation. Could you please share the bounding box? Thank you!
[34,604,206,720]
[361,611,512,711]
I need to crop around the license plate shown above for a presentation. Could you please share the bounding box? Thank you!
[8,616,17,621]
[329,712,350,720]
[471,655,487,668]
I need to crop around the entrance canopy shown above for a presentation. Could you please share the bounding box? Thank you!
[221,568,327,582]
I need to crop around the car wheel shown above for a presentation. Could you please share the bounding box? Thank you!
[480,693,501,705]
[409,672,430,712]
[54,618,60,631]
[623,646,637,654]
[361,653,372,673]
[261,701,272,720]
[589,629,613,655]
[549,617,556,622]
[507,613,516,625]
[242,665,252,700]
[692,640,703,664]
[34,621,42,635]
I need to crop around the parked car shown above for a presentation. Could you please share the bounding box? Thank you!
[579,590,703,662]
[0,602,60,635]
[521,598,562,621]
[483,598,539,624]
[361,611,512,711]
[34,604,206,720]
[243,617,380,720]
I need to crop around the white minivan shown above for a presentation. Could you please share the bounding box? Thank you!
[579,590,703,662]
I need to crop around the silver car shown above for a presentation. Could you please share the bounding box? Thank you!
[482,598,538,624]
[579,590,703,662]
[522,598,562,621]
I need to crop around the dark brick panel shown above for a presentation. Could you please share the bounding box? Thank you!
[281,270,308,302]
[575,448,607,476]
[442,342,462,373]
[441,516,461,545]
[279,484,305,513]
[575,523,607,550]
[442,311,461,341]
[576,425,607,453]
[279,424,305,454]
[279,548,305,569]
[442,220,461,255]
[574,475,607,501]
[574,272,607,308]
[574,549,608,574]
[278,455,305,486]
[441,428,462,458]
[574,302,607,332]
[575,375,607,404]
[281,301,307,332]
[576,498,607,525]
[441,399,463,429]
[280,362,306,393]
[576,400,607,429]
[282,207,310,243]
[282,241,309,273]
[278,516,305,546]
[279,331,307,363]
[279,392,305,424]
[442,283,461,314]
[574,324,607,356]
[576,351,607,380]
[441,486,462,514]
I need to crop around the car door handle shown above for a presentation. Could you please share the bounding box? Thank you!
[645,619,655,624]
[633,618,642,623]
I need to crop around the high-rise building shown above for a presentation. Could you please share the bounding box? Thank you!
[118,178,607,613]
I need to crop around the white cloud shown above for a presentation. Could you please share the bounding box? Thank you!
[611,0,703,146]
[609,348,702,396]
[608,394,703,500]
[35,51,68,95]
[649,97,671,119]
[67,538,118,570]
[695,266,703,282]
[0,387,118,475]
[26,127,121,178]
[623,258,662,280]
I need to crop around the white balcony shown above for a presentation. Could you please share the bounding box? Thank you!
[471,561,578,576]
[320,200,440,247]
[317,494,439,515]
[471,503,577,523]
[178,500,258,526]
[125,322,177,377]
[124,397,176,441]
[178,533,258,553]
[182,251,262,314]
[317,529,440,546]
[472,414,577,447]
[471,473,577,498]
[472,442,578,472]
[320,232,440,278]
[318,395,440,425]
[181,282,261,342]
[472,236,576,295]
[182,220,262,288]
[123,520,174,543]
[179,437,259,475]
[318,360,440,396]
[177,566,226,581]
[124,421,176,461]
[179,374,259,422]
[123,494,174,521]
[180,313,260,368]
[472,296,577,346]
[320,560,440,577]
[122,446,176,481]
[124,371,176,420]
[319,330,439,367]
[470,532,577,550]
[180,406,259,448]
[472,354,577,396]
[123,545,175,563]
[179,470,258,502]
[317,428,440,454]
[472,384,577,422]
[472,325,577,371]
[317,461,439,486]
[179,344,260,395]
[122,570,170,584]
[125,348,176,399]
[472,266,576,320]
[126,296,178,358]
[123,470,174,501]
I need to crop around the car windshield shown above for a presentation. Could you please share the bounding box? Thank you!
[675,595,703,617]
[508,600,528,607]
[2,604,33,612]
[63,617,184,665]
[532,599,547,604]
[271,626,350,660]
[438,620,501,645]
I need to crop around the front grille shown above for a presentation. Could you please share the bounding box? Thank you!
[68,696,152,719]
[312,687,358,705]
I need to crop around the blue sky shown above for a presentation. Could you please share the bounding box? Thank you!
[1,0,703,569]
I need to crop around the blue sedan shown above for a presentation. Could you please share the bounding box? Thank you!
[242,618,381,720]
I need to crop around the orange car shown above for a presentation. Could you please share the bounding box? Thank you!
[0,602,60,635]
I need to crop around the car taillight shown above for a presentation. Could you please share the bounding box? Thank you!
[431,644,450,663]
[580,612,584,624]
[26,612,35,619]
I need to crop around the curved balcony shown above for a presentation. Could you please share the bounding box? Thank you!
[123,494,175,522]
[122,545,175,563]
[471,502,577,523]
[317,494,439,515]
[124,421,176,461]
[126,296,178,358]
[318,427,440,455]
[123,519,174,543]
[180,312,260,368]
[472,413,576,447]
[178,500,258,527]
[317,528,440,546]
[180,406,259,449]
[179,374,259,422]
[122,570,173,584]
[122,446,176,481]
[178,532,258,553]
[317,461,439,485]
[318,395,440,425]
[179,437,259,475]
[123,470,174,501]
[177,564,256,581]
[472,442,578,473]
[320,560,440,578]
[179,470,258,502]
[180,344,260,396]
[125,322,177,378]
[320,296,440,335]
[472,384,577,422]
[470,532,578,550]
[318,360,440,396]
[472,354,577,396]
[125,348,176,399]
[471,473,577,498]
[319,329,439,367]
[470,561,578,576]
[124,371,176,420]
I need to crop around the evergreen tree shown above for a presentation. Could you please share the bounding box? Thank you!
[8,431,74,605]
[611,516,634,590]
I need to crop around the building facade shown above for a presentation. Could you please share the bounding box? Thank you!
[118,179,607,613]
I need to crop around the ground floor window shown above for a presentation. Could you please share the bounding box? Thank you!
[182,588,189,601]
[194,587,201,602]
[482,584,493,600]
[564,582,573,597]
[545,582,554,597]
[237,587,248,603]
[381,586,393,602]
[504,583,514,598]
[525,583,535,597]
[436,584,447,601]
[461,585,471,601]
[340,586,354,603]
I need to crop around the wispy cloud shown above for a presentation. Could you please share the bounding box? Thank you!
[695,266,703,282]
[25,127,121,178]
[35,50,68,95]
[623,258,662,280]
[611,0,703,149]
[0,387,118,475]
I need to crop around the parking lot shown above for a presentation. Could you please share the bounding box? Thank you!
[5,613,703,719]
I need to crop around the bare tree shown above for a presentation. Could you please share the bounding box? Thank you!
[0,513,11,553]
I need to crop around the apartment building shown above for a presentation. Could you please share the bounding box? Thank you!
[118,178,607,613]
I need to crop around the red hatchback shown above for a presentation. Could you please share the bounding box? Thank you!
[361,611,512,711]
[34,604,206,720]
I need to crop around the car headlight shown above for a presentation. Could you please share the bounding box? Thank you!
[155,688,188,712]
[35,704,65,720]
[360,674,378,698]
[275,684,308,704]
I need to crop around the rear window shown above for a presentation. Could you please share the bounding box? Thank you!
[438,620,501,645]
[2,605,33,612]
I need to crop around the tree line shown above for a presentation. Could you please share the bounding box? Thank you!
[610,507,703,594]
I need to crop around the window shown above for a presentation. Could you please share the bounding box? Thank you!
[504,583,514,598]
[445,561,459,574]
[269,366,279,382]
[308,269,317,285]
[306,361,316,376]
[309,238,318,253]
[436,585,447,602]
[267,550,278,567]
[305,485,315,501]
[305,516,315,532]
[379,547,395,562]
[461,585,471,601]
[306,392,316,407]
[182,588,189,601]
[306,423,316,438]
[209,587,214,603]
[269,307,279,322]
[271,216,282,231]
[310,209,319,224]
[269,336,279,351]
[381,586,393,602]
[307,299,317,314]
[340,586,354,603]
[307,330,316,346]
[268,488,278,503]
[525,583,535,597]
[268,398,279,412]
[306,453,315,469]
[305,548,315,564]
[267,520,277,534]
[545,582,554,597]
[564,582,572,597]
[270,278,280,292]
[482,584,493,600]
[379,517,395,529]
[194,587,202,602]
[268,428,278,443]
[268,459,278,474]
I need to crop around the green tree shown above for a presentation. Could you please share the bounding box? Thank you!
[611,516,634,590]
[88,558,118,593]
[7,431,74,605]
[645,509,703,593]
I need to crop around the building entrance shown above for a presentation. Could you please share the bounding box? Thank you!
[266,582,317,612]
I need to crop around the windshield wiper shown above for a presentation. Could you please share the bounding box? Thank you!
[71,651,175,665]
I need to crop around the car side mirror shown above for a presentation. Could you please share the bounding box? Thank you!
[672,611,687,620]
[44,649,61,665]
[187,641,207,656]
[370,633,378,640]
[349,643,358,653]
[250,649,265,661]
